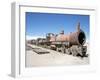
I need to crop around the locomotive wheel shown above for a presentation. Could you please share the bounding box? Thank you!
[66,48,71,54]
[70,46,79,56]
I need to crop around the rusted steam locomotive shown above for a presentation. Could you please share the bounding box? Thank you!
[31,22,87,57]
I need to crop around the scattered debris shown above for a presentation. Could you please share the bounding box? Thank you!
[32,48,49,54]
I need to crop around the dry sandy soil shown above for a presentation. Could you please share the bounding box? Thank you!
[26,44,89,67]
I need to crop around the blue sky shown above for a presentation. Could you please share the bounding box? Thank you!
[26,12,89,41]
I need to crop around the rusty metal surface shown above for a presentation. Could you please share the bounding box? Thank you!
[49,22,86,46]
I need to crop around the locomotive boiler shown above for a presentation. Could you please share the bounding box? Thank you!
[46,22,87,57]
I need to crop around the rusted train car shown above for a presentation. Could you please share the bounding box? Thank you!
[31,22,87,57]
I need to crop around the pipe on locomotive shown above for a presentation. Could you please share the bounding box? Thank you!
[47,22,86,46]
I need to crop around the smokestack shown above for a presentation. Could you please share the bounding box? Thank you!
[77,22,80,32]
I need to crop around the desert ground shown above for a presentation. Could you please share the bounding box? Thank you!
[26,44,89,67]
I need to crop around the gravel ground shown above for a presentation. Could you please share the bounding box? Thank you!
[26,44,89,67]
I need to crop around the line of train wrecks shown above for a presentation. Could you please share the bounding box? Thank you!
[27,22,88,57]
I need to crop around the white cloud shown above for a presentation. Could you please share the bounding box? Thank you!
[26,35,45,40]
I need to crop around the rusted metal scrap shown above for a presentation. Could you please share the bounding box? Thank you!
[49,22,86,46]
